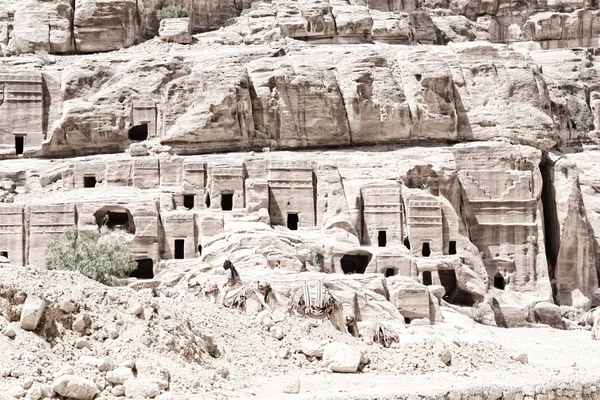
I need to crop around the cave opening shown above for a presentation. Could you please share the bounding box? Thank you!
[184,194,195,210]
[494,273,506,290]
[341,254,370,274]
[128,123,148,141]
[449,241,457,255]
[540,155,560,281]
[438,269,457,296]
[422,242,431,257]
[83,176,96,188]
[174,239,185,259]
[15,136,24,155]
[130,259,154,279]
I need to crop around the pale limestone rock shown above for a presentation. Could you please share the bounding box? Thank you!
[123,379,160,399]
[19,296,44,331]
[52,375,98,400]
[300,339,323,358]
[322,342,362,373]
[106,367,134,385]
[159,18,192,44]
[283,378,301,394]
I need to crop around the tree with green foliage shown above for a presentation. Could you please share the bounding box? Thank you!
[156,5,189,20]
[45,228,137,286]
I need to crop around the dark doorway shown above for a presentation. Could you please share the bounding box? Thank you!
[205,193,211,208]
[448,241,457,255]
[128,123,148,141]
[183,195,195,210]
[422,242,431,257]
[494,274,506,290]
[404,317,411,324]
[378,231,387,247]
[130,259,154,279]
[15,136,24,155]
[83,176,96,188]
[340,254,370,274]
[106,212,129,227]
[438,270,457,296]
[174,239,185,259]
[404,237,410,250]
[422,270,432,286]
[385,268,395,277]
[287,213,299,230]
[198,245,202,256]
[221,193,233,211]
[0,251,7,258]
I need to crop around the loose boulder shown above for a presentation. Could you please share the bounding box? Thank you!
[52,375,98,400]
[124,379,160,399]
[534,302,564,329]
[20,296,45,331]
[322,342,362,373]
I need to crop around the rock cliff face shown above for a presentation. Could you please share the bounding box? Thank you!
[1,0,600,331]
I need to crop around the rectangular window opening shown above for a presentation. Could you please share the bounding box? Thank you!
[378,230,387,247]
[15,136,24,155]
[422,270,432,286]
[287,213,299,230]
[83,176,97,188]
[422,242,431,257]
[221,193,233,211]
[183,194,195,210]
[449,241,457,255]
[174,239,185,259]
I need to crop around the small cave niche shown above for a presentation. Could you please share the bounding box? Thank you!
[0,251,7,258]
[341,254,370,274]
[94,207,135,234]
[183,194,195,210]
[378,230,387,247]
[130,259,154,279]
[385,268,396,277]
[198,244,202,256]
[448,241,457,255]
[221,193,233,211]
[205,193,211,208]
[128,123,148,141]
[438,269,457,296]
[494,273,506,290]
[422,270,432,286]
[83,176,96,188]
[287,213,299,230]
[404,237,410,250]
[174,239,185,259]
[15,136,24,155]
[422,242,431,257]
[404,317,411,324]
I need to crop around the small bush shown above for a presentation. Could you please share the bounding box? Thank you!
[157,5,189,20]
[567,97,594,132]
[468,303,487,324]
[298,244,324,270]
[9,37,31,54]
[45,228,137,286]
[241,2,267,16]
[35,50,54,65]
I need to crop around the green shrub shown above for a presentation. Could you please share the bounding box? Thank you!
[468,303,486,324]
[156,5,189,20]
[35,50,54,65]
[298,244,324,270]
[45,228,137,286]
[567,97,594,132]
[9,37,31,54]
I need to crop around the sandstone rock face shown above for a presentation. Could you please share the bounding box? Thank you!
[534,301,563,329]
